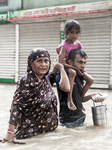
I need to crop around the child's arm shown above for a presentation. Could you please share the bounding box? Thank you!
[59,47,76,69]
[58,46,67,64]
[82,72,94,97]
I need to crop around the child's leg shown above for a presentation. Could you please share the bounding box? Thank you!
[67,69,77,110]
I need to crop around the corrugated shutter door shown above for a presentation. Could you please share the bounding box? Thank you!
[19,21,60,80]
[78,17,111,88]
[0,24,15,82]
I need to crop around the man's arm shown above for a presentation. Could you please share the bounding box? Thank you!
[82,93,105,103]
[52,55,70,92]
[82,72,94,97]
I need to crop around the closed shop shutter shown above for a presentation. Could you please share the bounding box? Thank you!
[19,21,60,80]
[0,24,15,82]
[78,17,111,88]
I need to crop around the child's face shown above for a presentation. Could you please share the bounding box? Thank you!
[67,27,80,42]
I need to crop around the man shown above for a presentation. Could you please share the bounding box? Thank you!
[55,49,104,128]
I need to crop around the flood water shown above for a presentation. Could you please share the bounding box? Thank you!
[0,83,112,150]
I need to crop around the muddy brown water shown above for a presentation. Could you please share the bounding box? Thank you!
[0,83,112,150]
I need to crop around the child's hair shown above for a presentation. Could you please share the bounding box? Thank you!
[68,49,87,62]
[64,20,81,36]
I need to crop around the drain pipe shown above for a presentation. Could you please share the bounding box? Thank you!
[15,24,19,83]
[109,16,112,89]
[21,0,23,10]
[60,21,65,43]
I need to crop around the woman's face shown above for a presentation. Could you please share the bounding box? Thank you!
[30,57,50,78]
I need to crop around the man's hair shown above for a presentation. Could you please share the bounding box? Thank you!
[68,49,87,61]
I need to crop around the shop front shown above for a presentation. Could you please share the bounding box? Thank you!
[0,12,15,82]
[1,1,112,88]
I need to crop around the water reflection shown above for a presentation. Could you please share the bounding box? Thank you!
[0,84,112,150]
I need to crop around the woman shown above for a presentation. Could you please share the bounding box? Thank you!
[2,48,70,142]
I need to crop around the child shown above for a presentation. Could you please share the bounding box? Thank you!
[56,20,93,110]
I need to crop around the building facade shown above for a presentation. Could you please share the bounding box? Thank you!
[0,0,112,89]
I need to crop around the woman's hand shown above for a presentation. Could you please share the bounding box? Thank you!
[2,124,15,143]
[2,131,14,143]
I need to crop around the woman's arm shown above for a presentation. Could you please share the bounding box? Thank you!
[2,104,19,143]
[2,124,15,143]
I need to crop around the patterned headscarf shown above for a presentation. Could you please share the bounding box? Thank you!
[27,48,51,75]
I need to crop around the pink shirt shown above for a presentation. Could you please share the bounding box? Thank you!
[56,40,82,63]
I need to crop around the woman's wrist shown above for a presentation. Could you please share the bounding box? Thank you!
[7,131,14,134]
[7,124,15,133]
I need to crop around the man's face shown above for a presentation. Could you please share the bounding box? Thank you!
[72,54,87,71]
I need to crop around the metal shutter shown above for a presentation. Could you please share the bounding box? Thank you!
[19,21,60,80]
[0,24,15,82]
[78,17,111,88]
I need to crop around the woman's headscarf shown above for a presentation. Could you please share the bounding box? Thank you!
[13,47,52,99]
[27,48,51,75]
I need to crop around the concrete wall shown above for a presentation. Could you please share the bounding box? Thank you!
[0,0,21,12]
[0,0,107,12]
[110,17,112,89]
[23,0,106,9]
